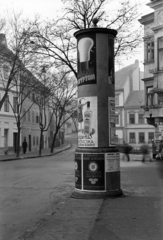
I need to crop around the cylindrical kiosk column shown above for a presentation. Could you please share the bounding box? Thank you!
[72,22,122,198]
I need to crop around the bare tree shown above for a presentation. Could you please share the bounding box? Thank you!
[28,0,143,77]
[33,67,57,156]
[8,69,41,157]
[0,13,50,157]
[49,72,77,153]
[0,13,40,110]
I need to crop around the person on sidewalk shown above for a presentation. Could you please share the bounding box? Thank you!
[152,140,157,160]
[123,145,132,161]
[22,138,28,154]
[141,143,150,163]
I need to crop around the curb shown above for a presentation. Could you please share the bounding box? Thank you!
[0,143,72,162]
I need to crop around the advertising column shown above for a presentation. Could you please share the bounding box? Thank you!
[73,26,122,198]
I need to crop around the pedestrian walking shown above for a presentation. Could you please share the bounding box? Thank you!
[123,145,132,161]
[152,140,157,160]
[22,138,27,154]
[141,143,150,163]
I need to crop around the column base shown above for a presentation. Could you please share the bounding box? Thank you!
[71,188,123,199]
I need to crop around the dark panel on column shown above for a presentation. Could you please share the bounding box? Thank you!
[96,34,109,147]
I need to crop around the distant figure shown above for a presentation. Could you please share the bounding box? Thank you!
[22,138,27,154]
[141,143,150,163]
[159,140,163,160]
[152,140,157,160]
[123,145,132,161]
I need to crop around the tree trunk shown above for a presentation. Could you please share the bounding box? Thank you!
[50,131,58,153]
[39,129,43,156]
[16,124,21,158]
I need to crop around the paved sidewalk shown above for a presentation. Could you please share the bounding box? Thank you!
[24,161,163,240]
[0,142,71,162]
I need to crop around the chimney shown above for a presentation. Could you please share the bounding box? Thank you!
[0,34,7,46]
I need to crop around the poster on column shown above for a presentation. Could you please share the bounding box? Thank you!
[78,96,98,147]
[75,153,82,189]
[105,153,120,172]
[83,154,105,190]
[77,33,96,86]
[108,97,116,146]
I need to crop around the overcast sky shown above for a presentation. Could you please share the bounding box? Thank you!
[0,0,153,71]
[0,0,63,19]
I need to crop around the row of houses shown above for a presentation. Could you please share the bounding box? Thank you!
[0,34,64,154]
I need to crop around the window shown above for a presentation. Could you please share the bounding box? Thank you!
[129,113,135,124]
[145,40,154,61]
[115,95,119,105]
[158,37,163,71]
[36,113,39,123]
[146,86,153,106]
[148,132,154,143]
[28,110,30,122]
[129,133,135,143]
[139,114,144,124]
[139,132,145,143]
[13,97,18,113]
[36,137,39,145]
[4,95,9,112]
[115,114,119,124]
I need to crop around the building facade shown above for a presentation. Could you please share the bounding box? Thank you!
[139,0,163,145]
[115,60,155,147]
[0,34,53,153]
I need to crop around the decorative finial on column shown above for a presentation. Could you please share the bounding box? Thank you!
[92,18,99,28]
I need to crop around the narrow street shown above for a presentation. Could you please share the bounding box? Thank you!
[0,134,77,240]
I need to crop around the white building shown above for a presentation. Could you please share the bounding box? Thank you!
[139,0,163,147]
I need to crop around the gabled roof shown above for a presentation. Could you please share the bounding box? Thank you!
[115,60,139,90]
[125,90,144,107]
